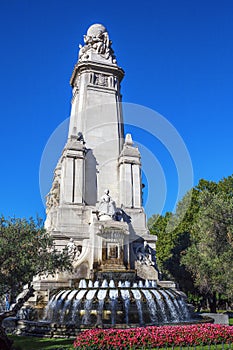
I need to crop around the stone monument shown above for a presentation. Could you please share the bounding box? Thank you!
[38,23,159,290]
[20,25,194,332]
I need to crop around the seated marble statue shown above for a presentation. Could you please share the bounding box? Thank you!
[98,189,116,219]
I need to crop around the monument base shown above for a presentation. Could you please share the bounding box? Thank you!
[95,270,137,283]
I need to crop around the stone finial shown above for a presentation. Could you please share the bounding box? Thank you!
[78,23,116,63]
[125,133,133,146]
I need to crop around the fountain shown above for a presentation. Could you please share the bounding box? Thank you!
[16,23,200,336]
[43,279,191,328]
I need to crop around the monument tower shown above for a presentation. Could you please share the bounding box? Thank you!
[43,23,158,288]
[20,24,193,332]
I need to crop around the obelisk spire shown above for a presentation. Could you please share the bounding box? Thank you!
[67,24,125,203]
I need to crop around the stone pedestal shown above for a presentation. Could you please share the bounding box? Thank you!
[201,313,229,325]
[96,221,129,271]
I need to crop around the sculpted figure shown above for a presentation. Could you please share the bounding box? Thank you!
[46,176,60,212]
[78,24,116,62]
[98,189,116,219]
[66,238,82,261]
[67,238,76,256]
[136,241,155,266]
[78,43,89,59]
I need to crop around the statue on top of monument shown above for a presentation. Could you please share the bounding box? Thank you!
[78,23,116,63]
[97,189,117,220]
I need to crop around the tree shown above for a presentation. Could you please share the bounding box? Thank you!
[181,190,233,312]
[0,216,72,350]
[149,212,173,277]
[148,176,233,305]
[149,192,199,298]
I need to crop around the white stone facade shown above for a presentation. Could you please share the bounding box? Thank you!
[44,24,158,285]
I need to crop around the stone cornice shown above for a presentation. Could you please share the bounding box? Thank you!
[70,61,124,87]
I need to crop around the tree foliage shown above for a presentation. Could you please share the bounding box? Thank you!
[149,174,233,310]
[0,216,72,300]
[148,212,173,273]
[149,188,200,290]
[0,216,72,349]
[181,188,233,311]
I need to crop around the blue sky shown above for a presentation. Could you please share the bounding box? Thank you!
[0,0,233,220]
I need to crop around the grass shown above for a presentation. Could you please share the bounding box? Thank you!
[9,320,233,350]
[166,346,232,349]
[9,335,74,350]
[9,335,233,350]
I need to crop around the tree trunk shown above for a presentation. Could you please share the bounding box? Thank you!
[207,291,217,313]
[0,326,13,350]
[0,285,35,350]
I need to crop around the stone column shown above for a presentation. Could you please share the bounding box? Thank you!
[132,164,141,208]
[74,156,85,203]
[60,156,74,203]
[60,139,86,204]
[118,134,142,209]
[119,162,133,207]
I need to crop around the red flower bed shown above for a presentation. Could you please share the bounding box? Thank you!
[73,324,233,349]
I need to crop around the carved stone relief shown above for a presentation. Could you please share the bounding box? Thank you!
[95,73,107,86]
[134,241,156,267]
[46,165,61,212]
[89,73,117,89]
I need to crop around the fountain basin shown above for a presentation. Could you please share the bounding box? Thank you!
[15,316,213,338]
[42,278,192,328]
